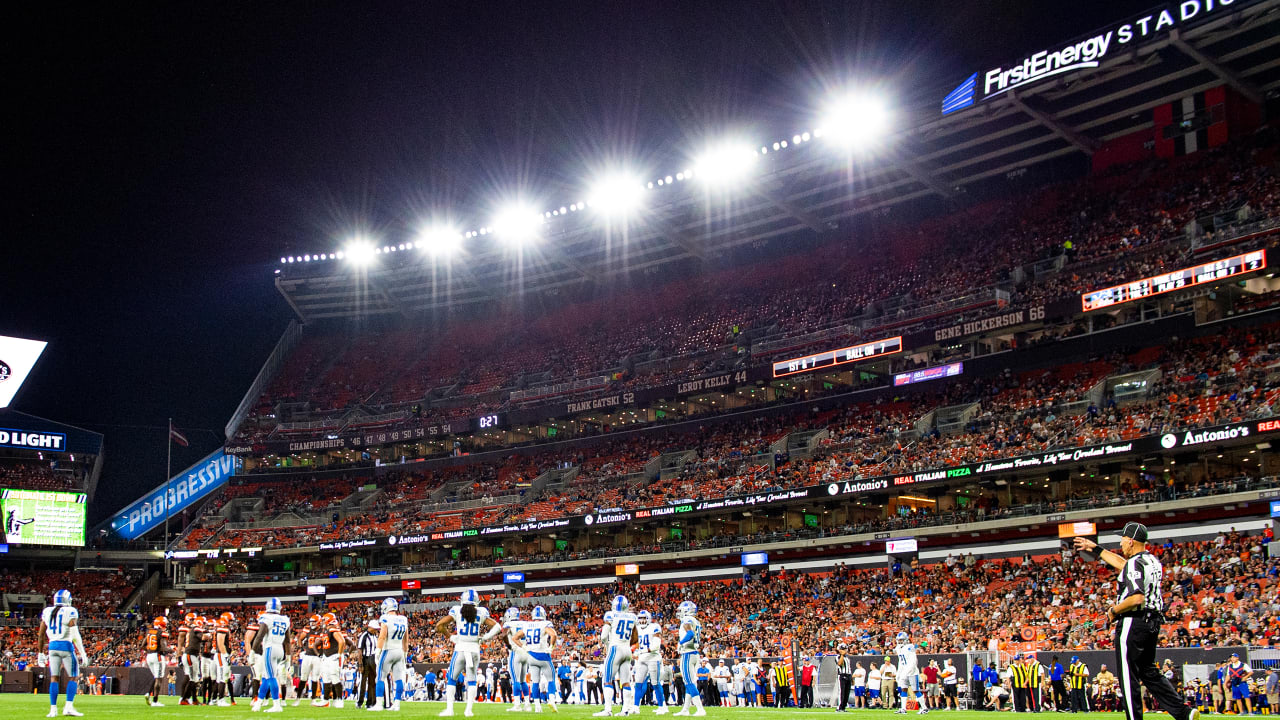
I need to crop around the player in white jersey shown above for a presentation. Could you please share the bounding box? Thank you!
[743,659,760,707]
[712,660,731,707]
[503,607,532,712]
[39,590,87,718]
[519,605,559,713]
[434,588,502,718]
[894,632,926,715]
[672,601,705,717]
[370,597,411,712]
[730,662,746,707]
[572,661,586,704]
[253,597,292,713]
[632,611,667,715]
[597,595,639,717]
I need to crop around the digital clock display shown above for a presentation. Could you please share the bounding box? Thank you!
[772,336,903,378]
[475,414,501,429]
[1081,249,1266,312]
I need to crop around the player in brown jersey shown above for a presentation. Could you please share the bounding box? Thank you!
[317,612,347,707]
[178,613,204,705]
[144,617,169,707]
[214,613,236,706]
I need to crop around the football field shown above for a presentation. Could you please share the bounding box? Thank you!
[1,695,1138,720]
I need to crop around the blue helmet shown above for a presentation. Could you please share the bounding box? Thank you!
[504,607,521,623]
[896,631,908,643]
[381,597,399,614]
[53,590,72,607]
[677,600,697,617]
[264,597,281,613]
[611,595,629,613]
[637,610,652,624]
[531,606,547,621]
[460,589,479,605]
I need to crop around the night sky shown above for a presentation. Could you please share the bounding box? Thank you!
[7,0,1159,524]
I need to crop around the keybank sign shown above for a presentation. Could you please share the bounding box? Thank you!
[943,0,1239,114]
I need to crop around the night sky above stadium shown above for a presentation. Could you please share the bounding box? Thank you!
[7,0,1158,523]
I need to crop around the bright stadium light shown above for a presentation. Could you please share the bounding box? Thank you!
[345,241,376,266]
[492,205,544,245]
[817,94,891,150]
[588,173,646,217]
[694,142,758,187]
[417,225,464,257]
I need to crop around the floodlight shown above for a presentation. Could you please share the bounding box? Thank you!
[417,225,464,257]
[818,94,891,150]
[589,173,646,217]
[492,205,544,245]
[694,142,758,187]
[345,241,376,266]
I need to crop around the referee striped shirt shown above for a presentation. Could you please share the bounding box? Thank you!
[1117,551,1164,614]
[358,630,377,658]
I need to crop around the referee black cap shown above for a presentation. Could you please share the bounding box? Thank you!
[1120,521,1149,542]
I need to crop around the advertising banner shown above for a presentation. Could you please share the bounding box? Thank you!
[108,451,241,540]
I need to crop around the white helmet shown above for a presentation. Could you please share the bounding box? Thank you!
[264,597,281,613]
[505,607,521,623]
[677,600,697,617]
[896,631,908,643]
[637,610,651,625]
[460,589,479,605]
[381,597,399,614]
[531,606,547,621]
[611,595,629,613]
[53,590,72,607]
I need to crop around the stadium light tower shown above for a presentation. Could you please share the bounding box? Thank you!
[588,173,646,217]
[693,142,758,187]
[817,94,891,150]
[492,205,545,246]
[345,240,376,266]
[417,224,464,257]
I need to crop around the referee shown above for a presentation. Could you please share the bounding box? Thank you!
[356,619,379,708]
[1074,522,1200,720]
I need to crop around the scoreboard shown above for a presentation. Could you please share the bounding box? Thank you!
[772,336,903,378]
[1081,250,1266,312]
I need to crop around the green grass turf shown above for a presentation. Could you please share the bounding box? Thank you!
[4,695,1140,720]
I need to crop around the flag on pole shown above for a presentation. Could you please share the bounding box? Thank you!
[169,421,189,447]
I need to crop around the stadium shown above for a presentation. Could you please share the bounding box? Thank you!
[6,0,1280,719]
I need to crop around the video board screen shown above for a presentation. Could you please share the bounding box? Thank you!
[1,489,85,547]
[0,335,49,409]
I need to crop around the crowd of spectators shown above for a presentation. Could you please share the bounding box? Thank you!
[0,459,84,492]
[99,528,1280,673]
[186,320,1280,552]
[227,128,1280,445]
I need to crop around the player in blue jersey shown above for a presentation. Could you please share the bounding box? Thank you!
[39,590,88,718]
[894,631,926,716]
[434,589,502,718]
[672,601,705,717]
[504,607,532,712]
[520,605,559,713]
[633,611,667,714]
[598,595,639,717]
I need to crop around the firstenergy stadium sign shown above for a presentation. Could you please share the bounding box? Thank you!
[942,0,1241,114]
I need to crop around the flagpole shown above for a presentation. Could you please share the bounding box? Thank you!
[165,418,172,575]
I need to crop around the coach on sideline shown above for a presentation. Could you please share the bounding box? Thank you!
[1073,522,1200,720]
